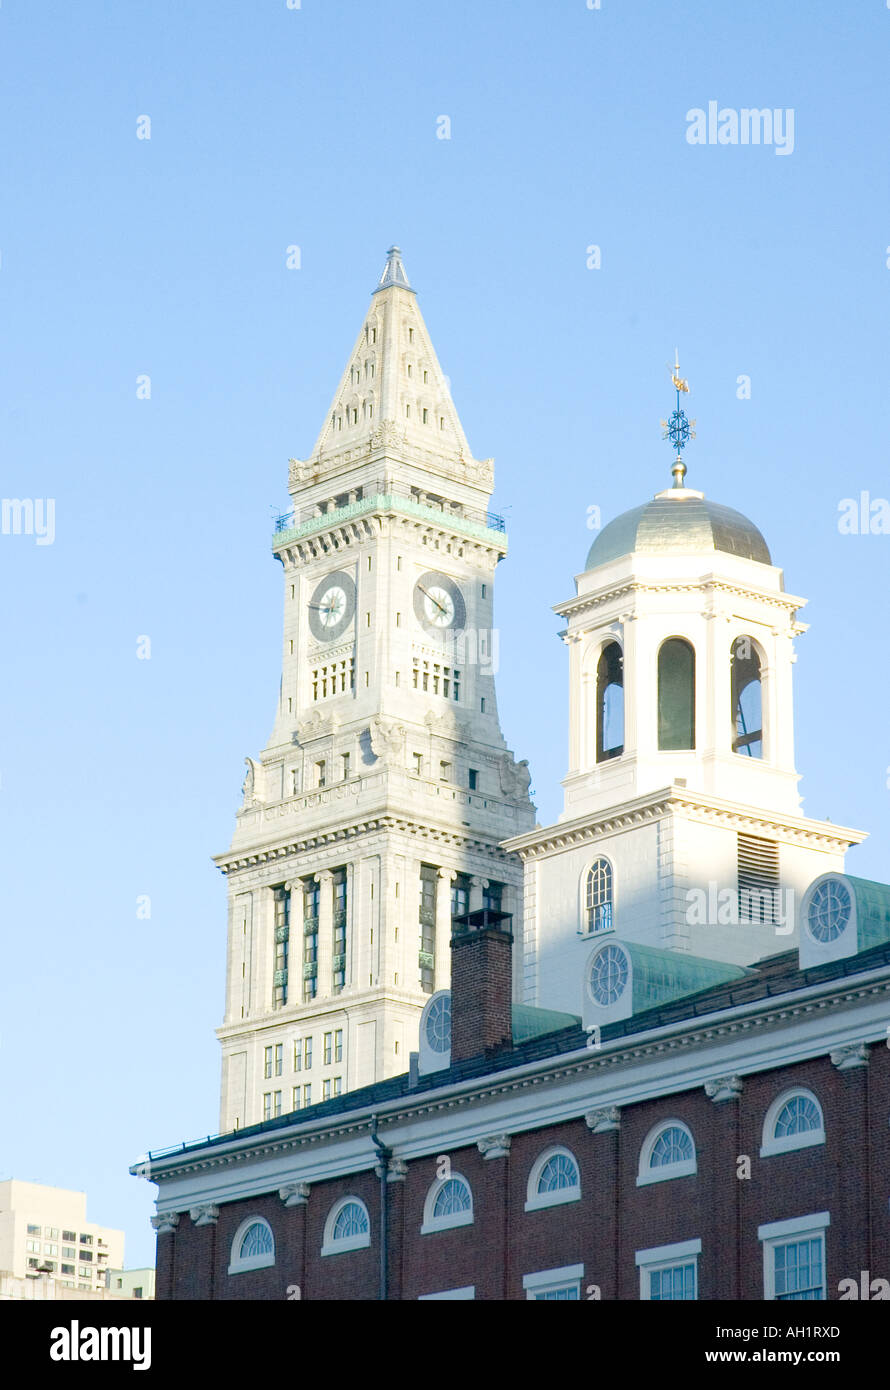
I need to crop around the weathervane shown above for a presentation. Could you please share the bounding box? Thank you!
[660,350,696,488]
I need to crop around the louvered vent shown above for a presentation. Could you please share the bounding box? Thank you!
[738,834,780,923]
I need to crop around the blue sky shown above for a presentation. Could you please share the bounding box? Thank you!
[1,0,888,1267]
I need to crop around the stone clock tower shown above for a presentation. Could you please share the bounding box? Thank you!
[216,248,535,1132]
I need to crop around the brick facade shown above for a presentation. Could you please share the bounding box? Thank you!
[155,1043,890,1300]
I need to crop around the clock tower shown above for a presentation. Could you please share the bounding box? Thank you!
[216,248,535,1132]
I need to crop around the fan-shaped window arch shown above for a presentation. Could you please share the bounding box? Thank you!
[321,1197,371,1257]
[637,1121,697,1186]
[421,1173,474,1233]
[526,1147,582,1212]
[731,635,764,757]
[658,638,695,750]
[228,1217,276,1274]
[583,857,613,935]
[596,641,624,762]
[760,1089,825,1158]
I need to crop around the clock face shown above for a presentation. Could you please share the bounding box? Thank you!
[308,571,356,641]
[413,571,466,635]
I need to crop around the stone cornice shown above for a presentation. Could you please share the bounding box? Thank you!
[553,576,806,624]
[141,967,890,1186]
[501,786,865,860]
[215,810,521,876]
[272,494,507,567]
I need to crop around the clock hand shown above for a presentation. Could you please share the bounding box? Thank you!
[418,585,448,617]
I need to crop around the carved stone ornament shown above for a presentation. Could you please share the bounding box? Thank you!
[830,1042,870,1071]
[498,754,532,800]
[189,1204,219,1227]
[585,1107,621,1133]
[704,1075,744,1103]
[279,1182,310,1207]
[368,717,406,762]
[477,1134,512,1160]
[150,1212,181,1236]
[241,757,261,808]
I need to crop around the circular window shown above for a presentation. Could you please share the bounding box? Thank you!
[807,879,852,943]
[425,994,451,1053]
[588,944,629,1006]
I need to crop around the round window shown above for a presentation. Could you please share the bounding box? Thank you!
[807,879,852,943]
[425,994,451,1053]
[588,944,629,1006]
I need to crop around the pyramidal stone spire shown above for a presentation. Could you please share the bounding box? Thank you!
[302,246,479,478]
[374,245,415,294]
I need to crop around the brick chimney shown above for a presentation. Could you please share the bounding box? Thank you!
[450,908,513,1063]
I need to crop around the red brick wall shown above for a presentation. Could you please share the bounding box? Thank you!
[450,927,513,1063]
[157,1044,890,1300]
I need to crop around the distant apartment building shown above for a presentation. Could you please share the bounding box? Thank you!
[105,1267,155,1300]
[0,1180,125,1293]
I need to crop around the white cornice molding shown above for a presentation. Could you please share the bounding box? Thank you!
[142,964,890,1205]
[553,576,806,623]
[501,786,865,860]
[216,809,523,875]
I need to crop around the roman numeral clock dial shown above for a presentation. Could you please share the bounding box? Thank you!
[413,571,466,635]
[308,571,356,641]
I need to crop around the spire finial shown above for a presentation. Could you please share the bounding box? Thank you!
[660,349,696,487]
[374,245,415,294]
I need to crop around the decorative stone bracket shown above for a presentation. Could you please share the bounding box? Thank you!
[280,1183,311,1207]
[477,1134,512,1160]
[585,1106,621,1133]
[704,1075,744,1103]
[150,1212,181,1236]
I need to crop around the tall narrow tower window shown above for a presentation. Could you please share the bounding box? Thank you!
[419,864,437,994]
[596,642,624,762]
[303,878,319,1003]
[272,886,290,1008]
[731,637,764,758]
[658,639,695,750]
[332,869,347,993]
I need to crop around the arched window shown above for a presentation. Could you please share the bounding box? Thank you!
[638,1121,697,1186]
[760,1089,825,1157]
[731,636,763,757]
[658,639,695,750]
[596,642,624,762]
[321,1197,371,1257]
[228,1217,275,1274]
[421,1174,474,1233]
[584,858,613,934]
[526,1147,582,1211]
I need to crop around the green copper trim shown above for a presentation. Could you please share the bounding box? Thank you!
[273,493,508,550]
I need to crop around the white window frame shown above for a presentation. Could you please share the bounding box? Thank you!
[421,1173,474,1234]
[228,1216,276,1275]
[321,1197,371,1257]
[525,1146,582,1212]
[636,1239,701,1300]
[523,1263,584,1300]
[760,1088,825,1158]
[637,1119,697,1186]
[418,1285,475,1300]
[758,1213,829,1301]
[579,855,615,938]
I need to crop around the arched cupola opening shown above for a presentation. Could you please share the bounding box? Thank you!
[731,636,763,758]
[658,638,695,751]
[596,642,624,763]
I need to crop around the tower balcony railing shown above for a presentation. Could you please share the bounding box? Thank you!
[273,480,505,540]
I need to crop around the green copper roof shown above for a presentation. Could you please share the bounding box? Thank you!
[511,1003,581,1043]
[847,876,890,951]
[623,941,751,1014]
[586,493,771,571]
